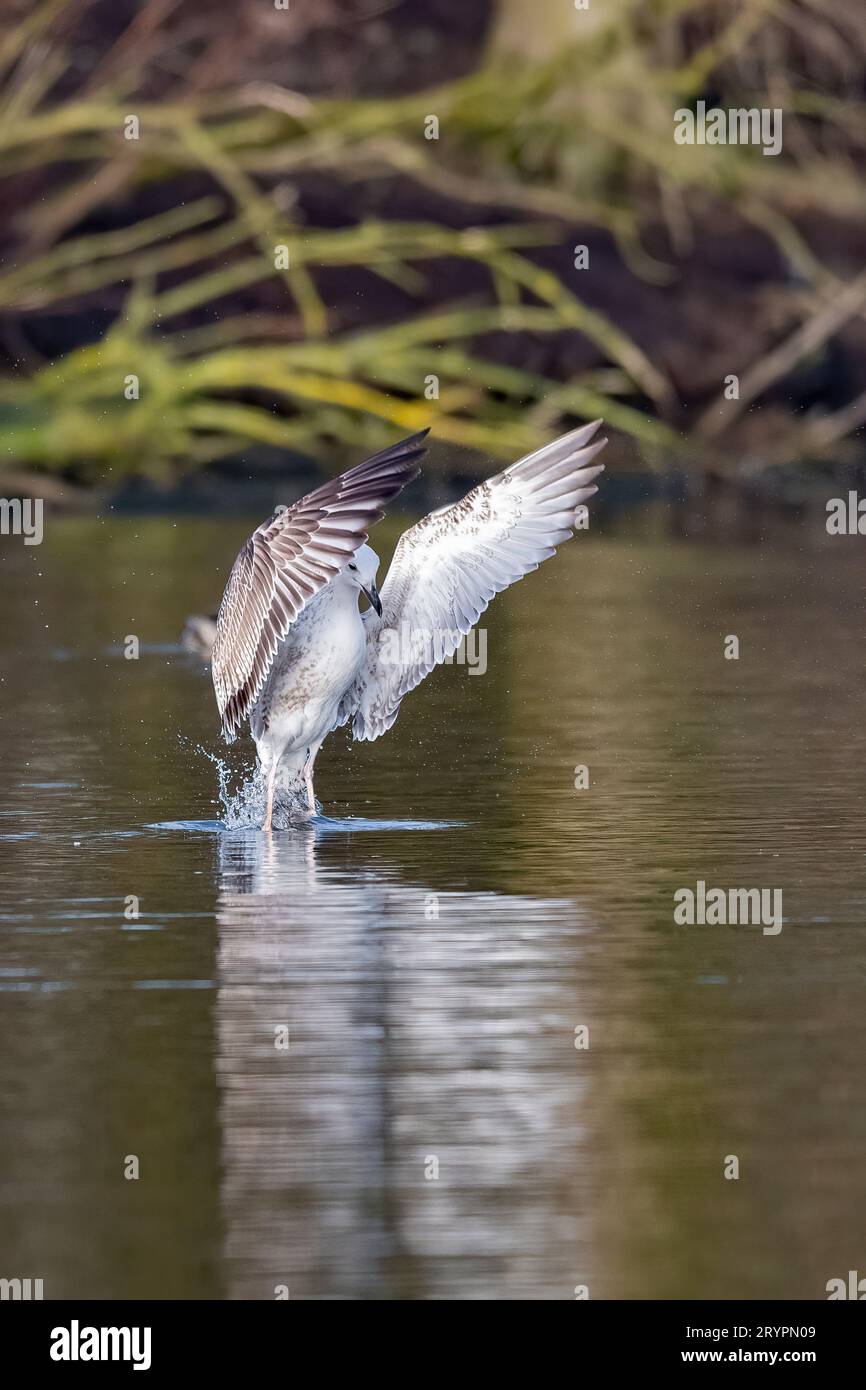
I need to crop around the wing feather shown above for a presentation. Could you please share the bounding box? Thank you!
[212,430,427,740]
[341,421,607,741]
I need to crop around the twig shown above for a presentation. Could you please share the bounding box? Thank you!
[697,270,866,438]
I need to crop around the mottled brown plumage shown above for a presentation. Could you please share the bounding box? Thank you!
[210,421,607,828]
[212,431,427,741]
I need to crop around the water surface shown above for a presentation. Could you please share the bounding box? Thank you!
[1,512,865,1298]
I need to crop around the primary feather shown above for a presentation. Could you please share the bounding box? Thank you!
[211,431,427,740]
[210,420,607,830]
[339,419,607,741]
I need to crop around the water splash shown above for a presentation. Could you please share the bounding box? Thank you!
[221,764,268,830]
[197,745,264,829]
[181,735,310,830]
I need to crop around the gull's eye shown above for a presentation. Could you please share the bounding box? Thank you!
[348,563,357,571]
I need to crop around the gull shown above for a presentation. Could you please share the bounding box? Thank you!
[181,613,218,658]
[212,421,607,829]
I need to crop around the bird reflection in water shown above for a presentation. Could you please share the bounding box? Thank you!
[213,826,597,1300]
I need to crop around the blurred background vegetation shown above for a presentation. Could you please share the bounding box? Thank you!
[0,0,864,503]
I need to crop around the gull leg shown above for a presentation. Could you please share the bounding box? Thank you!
[303,744,320,817]
[262,761,277,833]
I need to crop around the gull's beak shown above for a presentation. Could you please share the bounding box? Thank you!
[361,581,382,617]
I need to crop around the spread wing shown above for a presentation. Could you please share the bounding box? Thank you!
[341,420,607,742]
[212,430,427,740]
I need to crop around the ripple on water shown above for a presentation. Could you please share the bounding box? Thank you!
[147,816,465,835]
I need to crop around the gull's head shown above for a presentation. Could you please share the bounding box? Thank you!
[345,543,382,616]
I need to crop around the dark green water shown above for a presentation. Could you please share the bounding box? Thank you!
[1,511,865,1298]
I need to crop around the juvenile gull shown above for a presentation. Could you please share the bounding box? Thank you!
[212,421,607,829]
